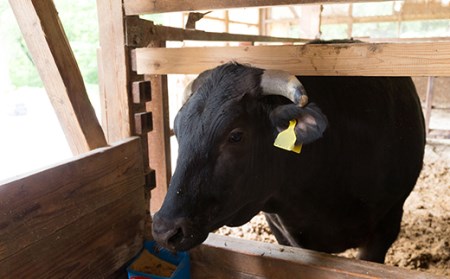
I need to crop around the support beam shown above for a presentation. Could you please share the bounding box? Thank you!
[321,12,450,25]
[0,138,145,278]
[191,234,442,279]
[146,42,172,214]
[133,42,450,76]
[123,0,384,15]
[97,0,132,143]
[9,0,107,155]
[125,17,308,48]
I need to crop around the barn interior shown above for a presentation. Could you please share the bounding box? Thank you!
[0,0,449,278]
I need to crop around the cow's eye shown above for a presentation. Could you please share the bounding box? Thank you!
[228,131,243,143]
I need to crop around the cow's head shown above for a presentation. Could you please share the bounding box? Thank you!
[152,63,327,251]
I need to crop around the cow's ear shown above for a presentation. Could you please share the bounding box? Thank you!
[270,103,328,144]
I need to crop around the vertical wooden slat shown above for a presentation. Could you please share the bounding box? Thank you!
[347,4,353,38]
[9,0,107,155]
[259,8,266,36]
[424,76,435,136]
[97,0,132,143]
[146,41,172,214]
[191,234,442,279]
[97,1,154,239]
[148,71,172,213]
[97,48,109,140]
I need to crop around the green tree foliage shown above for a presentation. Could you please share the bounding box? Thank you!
[1,0,99,88]
[1,2,43,87]
[54,0,99,85]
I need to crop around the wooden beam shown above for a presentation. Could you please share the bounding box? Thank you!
[97,0,132,143]
[133,42,450,76]
[0,138,146,278]
[354,37,450,43]
[191,234,442,279]
[9,0,107,155]
[321,12,450,25]
[424,76,435,136]
[123,0,385,15]
[146,41,172,214]
[125,18,308,48]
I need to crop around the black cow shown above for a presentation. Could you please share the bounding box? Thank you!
[152,60,425,263]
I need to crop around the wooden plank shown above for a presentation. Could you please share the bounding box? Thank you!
[0,137,146,277]
[322,12,450,25]
[97,48,110,140]
[146,41,172,214]
[191,234,445,279]
[133,42,450,76]
[147,69,172,213]
[354,37,450,43]
[9,0,107,155]
[97,0,132,143]
[123,0,385,15]
[424,76,435,135]
[125,17,308,48]
[134,112,153,135]
[1,189,145,278]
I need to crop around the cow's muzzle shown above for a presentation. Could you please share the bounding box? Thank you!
[152,213,208,251]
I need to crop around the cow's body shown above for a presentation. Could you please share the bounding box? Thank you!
[153,62,425,263]
[262,76,425,261]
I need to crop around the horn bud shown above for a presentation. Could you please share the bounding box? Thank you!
[261,70,308,107]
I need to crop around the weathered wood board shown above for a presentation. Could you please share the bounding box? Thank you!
[133,42,450,77]
[145,66,172,213]
[97,0,133,143]
[0,138,146,278]
[125,17,308,48]
[191,234,446,279]
[124,0,384,15]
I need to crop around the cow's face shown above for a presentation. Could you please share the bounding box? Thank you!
[152,63,327,251]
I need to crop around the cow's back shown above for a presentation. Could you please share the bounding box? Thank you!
[266,76,425,255]
[299,76,425,182]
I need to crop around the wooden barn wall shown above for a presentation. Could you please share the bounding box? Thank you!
[0,138,146,278]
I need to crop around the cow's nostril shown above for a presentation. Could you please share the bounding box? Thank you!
[168,227,184,247]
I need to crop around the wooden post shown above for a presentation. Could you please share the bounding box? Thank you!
[123,0,386,15]
[97,0,132,143]
[259,8,267,36]
[97,1,156,239]
[9,0,107,155]
[191,234,443,279]
[146,42,172,214]
[424,76,435,136]
[348,4,353,38]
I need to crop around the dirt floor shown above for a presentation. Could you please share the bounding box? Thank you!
[216,141,450,276]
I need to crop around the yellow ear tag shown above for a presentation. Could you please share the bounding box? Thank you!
[274,119,303,154]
